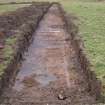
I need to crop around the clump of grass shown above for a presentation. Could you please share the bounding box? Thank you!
[0,35,17,77]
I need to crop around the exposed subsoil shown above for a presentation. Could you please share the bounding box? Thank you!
[0,4,102,105]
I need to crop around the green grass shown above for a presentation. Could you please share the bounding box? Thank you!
[0,4,29,14]
[0,35,17,77]
[61,1,105,95]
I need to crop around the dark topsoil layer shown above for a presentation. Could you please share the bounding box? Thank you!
[0,2,52,96]
[0,2,51,43]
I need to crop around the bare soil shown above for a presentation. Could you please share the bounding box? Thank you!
[0,4,102,105]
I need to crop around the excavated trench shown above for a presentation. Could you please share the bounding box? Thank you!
[0,4,102,105]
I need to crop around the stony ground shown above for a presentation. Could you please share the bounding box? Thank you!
[0,4,99,105]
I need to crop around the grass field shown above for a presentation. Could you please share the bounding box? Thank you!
[0,0,105,95]
[0,4,29,14]
[61,0,105,95]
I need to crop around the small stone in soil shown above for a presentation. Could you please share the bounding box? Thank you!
[58,94,66,100]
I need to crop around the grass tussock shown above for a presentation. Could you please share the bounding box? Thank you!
[0,36,16,76]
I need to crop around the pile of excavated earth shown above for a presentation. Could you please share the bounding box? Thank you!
[0,2,103,105]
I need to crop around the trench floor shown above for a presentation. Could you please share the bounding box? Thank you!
[1,5,95,105]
